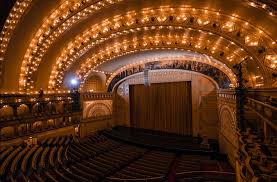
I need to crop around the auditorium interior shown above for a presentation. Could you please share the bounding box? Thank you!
[0,0,276,181]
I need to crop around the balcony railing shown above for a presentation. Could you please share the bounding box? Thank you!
[82,92,113,101]
[81,115,112,123]
[218,89,236,99]
[0,93,82,141]
[0,112,82,127]
[0,119,79,141]
[237,130,277,182]
[245,98,277,131]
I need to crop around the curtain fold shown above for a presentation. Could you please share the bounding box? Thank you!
[129,81,192,135]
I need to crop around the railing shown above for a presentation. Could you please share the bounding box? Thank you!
[218,88,277,182]
[176,171,235,181]
[81,92,112,101]
[217,89,236,109]
[106,171,235,181]
[0,93,82,141]
[0,119,79,141]
[247,88,277,103]
[81,115,112,123]
[0,92,81,120]
[106,176,164,181]
[0,112,82,127]
[245,98,277,131]
[0,93,72,105]
[217,89,236,100]
[237,130,277,182]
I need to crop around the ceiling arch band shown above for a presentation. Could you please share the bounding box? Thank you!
[50,26,250,88]
[0,0,33,81]
[0,0,276,92]
[17,6,276,90]
[74,38,266,90]
[50,24,254,87]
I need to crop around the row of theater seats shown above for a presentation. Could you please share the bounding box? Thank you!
[109,151,175,180]
[0,135,73,181]
[44,145,146,182]
[175,154,235,181]
[104,126,203,151]
[265,137,277,157]
[0,132,235,182]
[177,154,233,172]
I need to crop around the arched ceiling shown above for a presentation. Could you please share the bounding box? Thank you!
[0,0,276,93]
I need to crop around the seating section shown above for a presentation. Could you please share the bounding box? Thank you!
[0,129,235,182]
[67,134,120,162]
[109,151,174,180]
[0,135,72,181]
[103,126,204,151]
[175,154,235,182]
[43,145,146,182]
[176,155,209,173]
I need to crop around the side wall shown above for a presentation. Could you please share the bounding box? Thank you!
[80,99,113,137]
[217,92,237,167]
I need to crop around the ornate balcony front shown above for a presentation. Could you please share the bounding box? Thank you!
[0,93,82,142]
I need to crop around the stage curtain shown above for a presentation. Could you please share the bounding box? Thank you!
[129,81,192,135]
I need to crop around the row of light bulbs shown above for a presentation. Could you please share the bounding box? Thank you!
[265,55,277,69]
[46,8,276,90]
[75,34,253,82]
[74,37,247,90]
[0,0,124,89]
[248,0,276,17]
[0,90,72,95]
[19,0,123,90]
[0,1,275,92]
[0,0,32,77]
[20,9,274,89]
[78,44,266,90]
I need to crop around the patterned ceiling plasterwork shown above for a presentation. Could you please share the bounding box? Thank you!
[0,0,277,92]
[51,25,252,88]
[44,7,277,90]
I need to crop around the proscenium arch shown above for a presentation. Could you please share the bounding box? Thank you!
[44,7,276,89]
[18,6,274,90]
[76,45,254,90]
[104,51,237,88]
[112,69,221,93]
[64,34,272,90]
[107,60,232,92]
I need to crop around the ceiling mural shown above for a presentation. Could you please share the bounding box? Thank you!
[106,59,236,91]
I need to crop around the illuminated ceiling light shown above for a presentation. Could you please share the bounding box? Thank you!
[9,6,270,90]
[71,78,78,85]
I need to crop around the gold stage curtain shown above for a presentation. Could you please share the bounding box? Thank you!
[129,81,192,135]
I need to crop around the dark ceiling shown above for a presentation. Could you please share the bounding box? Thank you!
[0,0,17,32]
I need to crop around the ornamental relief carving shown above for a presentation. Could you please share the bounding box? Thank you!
[219,105,237,142]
